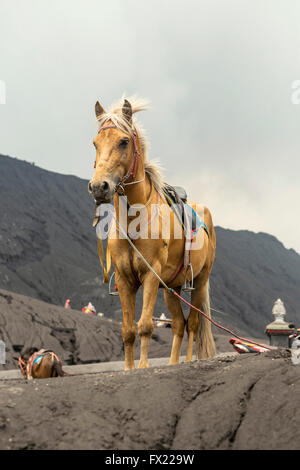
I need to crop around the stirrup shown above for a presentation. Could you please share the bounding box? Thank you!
[108,272,119,296]
[182,263,195,292]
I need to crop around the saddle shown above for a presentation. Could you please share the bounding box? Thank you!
[162,184,209,238]
[163,184,210,289]
[163,184,187,204]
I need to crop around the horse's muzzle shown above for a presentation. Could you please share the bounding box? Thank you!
[88,180,113,203]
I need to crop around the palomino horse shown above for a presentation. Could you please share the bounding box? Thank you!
[18,347,67,379]
[89,97,216,370]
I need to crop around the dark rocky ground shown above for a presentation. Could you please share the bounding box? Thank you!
[1,289,297,451]
[0,349,299,451]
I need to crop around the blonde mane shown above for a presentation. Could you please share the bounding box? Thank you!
[96,96,166,195]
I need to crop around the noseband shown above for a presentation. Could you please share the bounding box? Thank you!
[94,124,141,195]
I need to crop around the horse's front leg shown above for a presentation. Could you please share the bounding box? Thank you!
[138,271,160,368]
[116,275,138,371]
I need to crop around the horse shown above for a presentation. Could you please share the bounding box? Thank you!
[88,96,216,370]
[17,347,67,379]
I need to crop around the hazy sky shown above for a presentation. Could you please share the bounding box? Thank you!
[1,0,300,252]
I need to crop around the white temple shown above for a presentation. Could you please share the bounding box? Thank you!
[272,298,287,323]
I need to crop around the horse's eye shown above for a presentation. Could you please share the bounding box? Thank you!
[119,138,129,147]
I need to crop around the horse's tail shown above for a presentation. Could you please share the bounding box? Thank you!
[196,280,216,359]
[51,356,69,377]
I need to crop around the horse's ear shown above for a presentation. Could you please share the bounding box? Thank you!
[122,99,132,124]
[95,101,105,119]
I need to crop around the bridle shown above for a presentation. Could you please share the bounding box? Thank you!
[18,350,60,379]
[18,356,27,377]
[94,124,143,195]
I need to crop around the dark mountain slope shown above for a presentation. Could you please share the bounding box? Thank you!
[210,228,300,336]
[0,154,101,308]
[0,153,299,338]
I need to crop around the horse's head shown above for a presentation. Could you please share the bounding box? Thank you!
[88,99,137,204]
[20,347,39,363]
[17,347,39,377]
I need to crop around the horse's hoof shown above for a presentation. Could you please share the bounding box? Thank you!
[184,357,193,363]
[137,362,149,369]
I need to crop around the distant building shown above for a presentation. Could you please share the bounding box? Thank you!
[265,299,294,347]
[0,340,5,364]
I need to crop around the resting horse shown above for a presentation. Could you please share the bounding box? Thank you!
[89,96,216,370]
[18,347,67,379]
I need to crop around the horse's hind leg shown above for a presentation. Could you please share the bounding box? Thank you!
[164,287,185,365]
[186,278,216,362]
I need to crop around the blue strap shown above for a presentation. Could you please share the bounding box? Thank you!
[188,205,210,238]
[33,355,43,365]
[164,192,209,238]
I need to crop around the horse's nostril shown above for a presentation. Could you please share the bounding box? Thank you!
[89,180,110,198]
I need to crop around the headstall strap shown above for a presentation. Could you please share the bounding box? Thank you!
[18,357,27,376]
[120,128,139,186]
[131,129,140,175]
[116,183,125,195]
